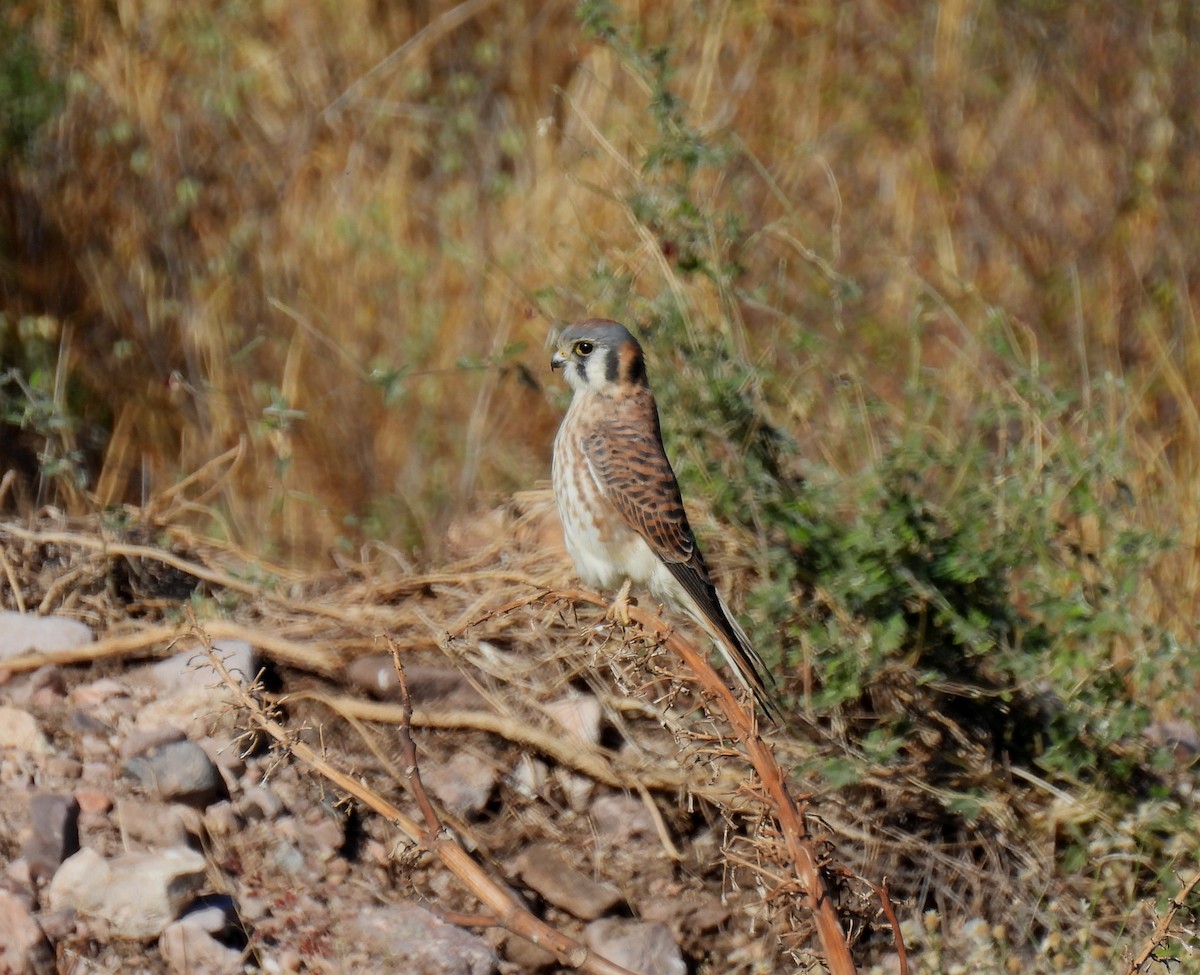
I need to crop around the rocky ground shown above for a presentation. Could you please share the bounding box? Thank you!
[0,503,844,975]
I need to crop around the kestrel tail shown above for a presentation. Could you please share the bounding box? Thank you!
[550,318,781,722]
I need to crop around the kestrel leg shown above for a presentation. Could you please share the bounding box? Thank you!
[606,578,635,626]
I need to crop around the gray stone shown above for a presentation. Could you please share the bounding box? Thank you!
[47,846,208,941]
[121,726,187,761]
[0,888,53,975]
[591,793,657,846]
[584,919,686,975]
[515,842,622,921]
[0,612,93,660]
[21,793,80,880]
[423,752,497,817]
[343,903,497,975]
[115,798,202,849]
[122,739,224,807]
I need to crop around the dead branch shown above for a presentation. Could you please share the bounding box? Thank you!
[1125,867,1200,974]
[271,687,739,795]
[0,619,334,674]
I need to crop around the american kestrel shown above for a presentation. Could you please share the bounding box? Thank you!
[550,319,780,720]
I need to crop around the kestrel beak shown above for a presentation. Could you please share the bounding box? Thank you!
[550,349,568,371]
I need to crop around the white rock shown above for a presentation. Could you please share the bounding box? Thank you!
[0,612,93,659]
[48,846,208,940]
[0,706,49,755]
[423,752,497,817]
[0,888,52,974]
[160,919,243,975]
[543,694,602,745]
[141,640,257,692]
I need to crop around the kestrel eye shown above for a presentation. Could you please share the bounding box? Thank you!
[574,340,594,357]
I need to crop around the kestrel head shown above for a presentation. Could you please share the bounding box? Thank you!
[550,319,648,395]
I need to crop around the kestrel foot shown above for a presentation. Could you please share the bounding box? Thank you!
[605,579,636,626]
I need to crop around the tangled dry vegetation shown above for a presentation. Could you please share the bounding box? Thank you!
[1,486,1198,973]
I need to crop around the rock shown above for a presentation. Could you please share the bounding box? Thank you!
[0,706,49,756]
[21,793,80,880]
[555,769,595,812]
[160,919,243,975]
[237,785,285,821]
[121,725,187,761]
[64,710,109,735]
[35,908,77,941]
[69,677,129,708]
[41,755,83,781]
[142,640,257,692]
[4,858,34,893]
[641,889,730,933]
[78,736,114,763]
[515,842,622,920]
[543,695,602,746]
[115,798,202,849]
[343,903,497,975]
[0,888,53,975]
[27,666,66,707]
[584,919,686,975]
[0,612,93,660]
[507,755,549,798]
[423,752,497,817]
[178,896,236,935]
[591,793,657,847]
[202,801,240,839]
[47,846,208,941]
[73,788,113,816]
[122,739,224,807]
[134,685,237,739]
[501,933,558,971]
[80,760,115,787]
[304,816,344,861]
[198,735,247,780]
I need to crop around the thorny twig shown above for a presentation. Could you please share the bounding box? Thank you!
[1125,867,1200,974]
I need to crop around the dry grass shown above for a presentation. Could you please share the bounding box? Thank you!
[1,0,1195,571]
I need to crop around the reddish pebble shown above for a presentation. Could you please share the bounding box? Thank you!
[74,788,112,815]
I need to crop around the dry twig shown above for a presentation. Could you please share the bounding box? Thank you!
[1125,867,1200,974]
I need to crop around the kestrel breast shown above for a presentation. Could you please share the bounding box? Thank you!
[552,394,661,590]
